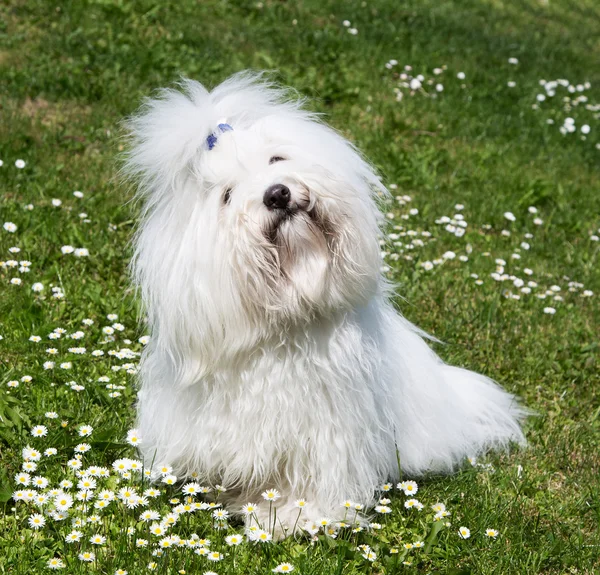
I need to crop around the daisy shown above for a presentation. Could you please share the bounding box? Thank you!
[207,552,223,561]
[65,530,83,543]
[486,528,499,538]
[159,537,174,549]
[67,458,82,470]
[458,526,471,539]
[261,488,281,502]
[97,489,115,501]
[254,529,273,543]
[140,510,160,522]
[212,509,229,520]
[163,512,179,526]
[15,473,30,486]
[374,505,391,514]
[398,480,418,495]
[150,523,166,536]
[78,551,95,562]
[34,494,49,507]
[28,513,46,529]
[77,477,96,490]
[118,487,138,500]
[182,482,201,496]
[89,534,106,545]
[32,476,49,489]
[362,549,377,561]
[47,558,65,570]
[76,490,93,502]
[21,489,36,502]
[112,459,132,473]
[97,467,110,478]
[54,493,74,511]
[273,564,295,573]
[125,496,145,509]
[126,428,141,445]
[404,498,423,510]
[225,534,243,545]
[30,425,48,437]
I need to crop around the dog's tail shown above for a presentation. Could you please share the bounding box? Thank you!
[382,308,529,477]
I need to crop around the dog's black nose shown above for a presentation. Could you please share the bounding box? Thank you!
[263,184,291,210]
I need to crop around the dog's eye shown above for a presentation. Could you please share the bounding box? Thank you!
[269,156,286,165]
[222,187,232,205]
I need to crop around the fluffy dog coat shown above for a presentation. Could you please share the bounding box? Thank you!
[125,72,526,533]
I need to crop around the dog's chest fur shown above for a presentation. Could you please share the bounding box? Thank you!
[139,305,398,502]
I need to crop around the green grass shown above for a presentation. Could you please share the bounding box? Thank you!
[1,0,599,573]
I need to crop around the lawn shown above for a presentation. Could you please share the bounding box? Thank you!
[1,0,599,573]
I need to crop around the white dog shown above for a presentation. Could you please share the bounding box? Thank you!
[125,72,526,535]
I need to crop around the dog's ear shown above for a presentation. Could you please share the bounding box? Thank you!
[122,79,216,201]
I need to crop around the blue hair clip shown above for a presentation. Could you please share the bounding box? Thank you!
[206,123,233,150]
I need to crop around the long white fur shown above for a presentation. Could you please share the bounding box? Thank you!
[125,71,527,534]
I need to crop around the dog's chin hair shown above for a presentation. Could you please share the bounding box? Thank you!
[249,209,331,318]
